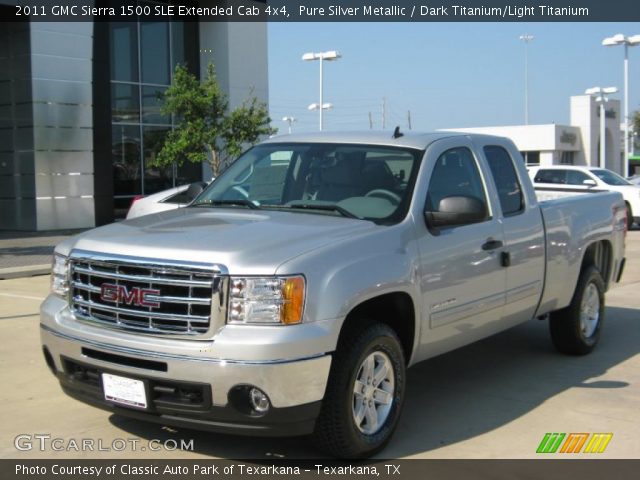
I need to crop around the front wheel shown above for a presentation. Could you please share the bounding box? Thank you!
[313,321,406,458]
[549,266,605,355]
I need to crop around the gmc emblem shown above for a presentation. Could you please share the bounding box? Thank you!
[99,283,161,308]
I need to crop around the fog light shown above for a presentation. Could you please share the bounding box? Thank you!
[249,387,270,413]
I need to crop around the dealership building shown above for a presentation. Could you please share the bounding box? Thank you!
[0,1,268,230]
[447,94,624,174]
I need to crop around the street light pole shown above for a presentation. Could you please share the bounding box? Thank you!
[600,101,606,169]
[282,116,297,134]
[586,86,618,169]
[319,55,324,131]
[602,33,640,175]
[302,51,341,131]
[519,34,534,125]
[624,42,628,159]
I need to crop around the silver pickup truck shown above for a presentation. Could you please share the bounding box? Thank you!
[41,132,626,458]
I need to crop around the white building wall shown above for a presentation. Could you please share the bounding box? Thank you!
[540,152,556,166]
[570,94,621,172]
[445,95,626,174]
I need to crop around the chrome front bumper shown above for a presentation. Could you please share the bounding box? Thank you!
[40,295,335,435]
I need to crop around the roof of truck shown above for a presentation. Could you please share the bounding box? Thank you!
[262,131,502,150]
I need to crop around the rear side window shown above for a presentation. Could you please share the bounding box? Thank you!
[484,146,524,216]
[534,169,567,184]
[566,170,591,186]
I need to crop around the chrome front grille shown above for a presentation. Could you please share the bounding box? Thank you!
[68,251,227,336]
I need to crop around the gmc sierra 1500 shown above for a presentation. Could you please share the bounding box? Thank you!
[41,132,626,458]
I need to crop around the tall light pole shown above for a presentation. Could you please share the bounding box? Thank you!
[586,87,618,169]
[282,116,297,134]
[519,34,534,125]
[602,34,640,175]
[302,50,341,131]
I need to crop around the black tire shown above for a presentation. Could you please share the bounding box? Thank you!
[625,202,633,230]
[313,321,406,458]
[549,266,605,355]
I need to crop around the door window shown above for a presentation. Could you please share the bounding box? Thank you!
[566,170,592,186]
[426,147,488,223]
[534,169,568,184]
[484,146,524,216]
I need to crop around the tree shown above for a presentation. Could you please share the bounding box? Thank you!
[152,63,276,177]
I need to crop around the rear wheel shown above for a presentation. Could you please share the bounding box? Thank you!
[313,321,406,458]
[549,266,604,355]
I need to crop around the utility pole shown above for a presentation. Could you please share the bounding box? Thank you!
[382,97,386,130]
[407,110,412,130]
[368,112,373,129]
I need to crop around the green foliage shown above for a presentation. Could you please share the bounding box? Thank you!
[153,63,276,176]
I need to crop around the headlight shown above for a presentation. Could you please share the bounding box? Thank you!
[228,276,305,325]
[50,253,69,297]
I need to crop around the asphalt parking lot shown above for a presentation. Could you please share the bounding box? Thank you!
[1,232,638,459]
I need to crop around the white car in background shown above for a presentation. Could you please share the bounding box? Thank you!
[126,182,208,219]
[528,165,640,228]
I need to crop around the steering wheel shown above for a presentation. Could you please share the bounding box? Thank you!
[365,189,401,205]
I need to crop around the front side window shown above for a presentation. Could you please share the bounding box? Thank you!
[425,147,488,222]
[591,169,631,186]
[192,144,422,224]
[484,146,524,216]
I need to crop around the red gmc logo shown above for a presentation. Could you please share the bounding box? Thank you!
[99,283,161,308]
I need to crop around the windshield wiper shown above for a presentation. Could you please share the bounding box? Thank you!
[191,199,260,210]
[284,203,360,219]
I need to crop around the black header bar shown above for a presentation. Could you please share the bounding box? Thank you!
[3,0,640,22]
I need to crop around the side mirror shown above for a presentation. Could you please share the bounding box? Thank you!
[425,195,486,228]
[185,181,207,200]
[583,179,597,187]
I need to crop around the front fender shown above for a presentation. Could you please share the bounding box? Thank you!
[276,222,421,359]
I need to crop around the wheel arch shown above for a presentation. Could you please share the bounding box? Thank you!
[337,292,417,365]
[579,240,613,290]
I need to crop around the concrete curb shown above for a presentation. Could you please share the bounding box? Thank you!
[0,264,50,280]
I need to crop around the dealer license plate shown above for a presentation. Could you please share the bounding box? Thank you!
[102,373,147,409]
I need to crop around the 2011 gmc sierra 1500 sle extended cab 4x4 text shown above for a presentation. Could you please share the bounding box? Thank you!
[40,132,626,458]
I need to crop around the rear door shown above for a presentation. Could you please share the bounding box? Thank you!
[474,138,545,325]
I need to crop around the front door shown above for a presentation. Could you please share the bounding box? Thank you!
[414,137,506,358]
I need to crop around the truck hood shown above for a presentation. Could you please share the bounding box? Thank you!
[58,207,379,275]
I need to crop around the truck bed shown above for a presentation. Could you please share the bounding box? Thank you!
[535,191,626,316]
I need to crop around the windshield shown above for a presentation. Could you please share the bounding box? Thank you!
[192,143,423,224]
[591,169,631,186]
